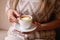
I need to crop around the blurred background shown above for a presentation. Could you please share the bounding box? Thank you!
[0,0,11,40]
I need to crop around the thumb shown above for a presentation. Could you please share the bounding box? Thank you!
[32,21,38,24]
[13,10,20,17]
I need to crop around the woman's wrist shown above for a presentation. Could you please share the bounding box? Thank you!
[36,23,48,31]
[40,24,47,30]
[7,8,12,13]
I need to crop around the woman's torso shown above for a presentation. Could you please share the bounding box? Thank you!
[16,0,56,40]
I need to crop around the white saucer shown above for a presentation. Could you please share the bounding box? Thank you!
[15,23,37,32]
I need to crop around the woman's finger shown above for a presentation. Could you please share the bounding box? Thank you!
[32,21,41,31]
[13,10,20,17]
[9,18,14,23]
[11,15,18,23]
[14,29,24,34]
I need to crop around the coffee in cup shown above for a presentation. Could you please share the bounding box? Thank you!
[20,15,32,20]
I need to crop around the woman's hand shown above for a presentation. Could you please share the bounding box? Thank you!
[7,9,21,23]
[33,22,41,31]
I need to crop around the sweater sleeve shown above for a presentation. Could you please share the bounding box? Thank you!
[5,0,10,13]
[55,0,60,19]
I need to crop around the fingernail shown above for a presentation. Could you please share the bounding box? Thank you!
[32,22,35,24]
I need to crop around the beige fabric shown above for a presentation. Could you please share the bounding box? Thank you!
[9,0,19,10]
[5,0,60,40]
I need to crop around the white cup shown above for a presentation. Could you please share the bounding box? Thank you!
[17,15,32,30]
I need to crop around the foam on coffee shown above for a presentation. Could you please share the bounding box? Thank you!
[20,15,32,20]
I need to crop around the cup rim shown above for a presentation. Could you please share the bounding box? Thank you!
[18,15,32,21]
